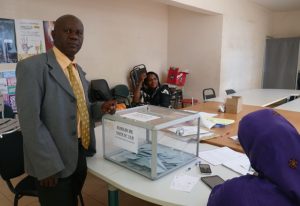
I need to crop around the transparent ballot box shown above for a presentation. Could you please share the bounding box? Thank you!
[102,105,201,180]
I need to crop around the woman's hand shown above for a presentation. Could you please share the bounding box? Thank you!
[138,72,147,86]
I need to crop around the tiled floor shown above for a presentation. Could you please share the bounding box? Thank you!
[0,172,159,206]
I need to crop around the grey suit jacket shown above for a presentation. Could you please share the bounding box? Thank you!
[16,50,102,180]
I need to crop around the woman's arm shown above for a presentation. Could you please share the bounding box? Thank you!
[132,72,146,104]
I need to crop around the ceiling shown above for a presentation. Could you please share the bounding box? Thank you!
[250,0,300,11]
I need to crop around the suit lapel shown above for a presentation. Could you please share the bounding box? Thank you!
[46,50,75,98]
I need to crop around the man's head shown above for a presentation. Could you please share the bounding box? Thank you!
[52,15,84,61]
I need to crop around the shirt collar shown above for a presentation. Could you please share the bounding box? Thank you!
[53,46,77,69]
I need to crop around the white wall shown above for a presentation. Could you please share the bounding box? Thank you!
[0,0,169,87]
[167,6,222,99]
[271,10,300,38]
[156,0,272,95]
[1,0,274,98]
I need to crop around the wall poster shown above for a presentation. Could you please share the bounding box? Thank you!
[0,18,18,64]
[15,19,46,61]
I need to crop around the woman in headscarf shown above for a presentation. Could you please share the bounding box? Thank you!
[132,71,171,108]
[207,109,300,206]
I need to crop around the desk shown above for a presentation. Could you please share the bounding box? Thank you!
[275,98,300,112]
[87,102,300,205]
[87,126,240,206]
[209,89,300,107]
[186,101,300,152]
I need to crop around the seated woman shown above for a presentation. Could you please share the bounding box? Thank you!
[132,71,171,108]
[208,109,300,206]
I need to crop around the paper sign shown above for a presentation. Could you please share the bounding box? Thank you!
[113,122,145,153]
[120,112,160,122]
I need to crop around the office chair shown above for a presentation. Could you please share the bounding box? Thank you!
[225,89,236,95]
[0,131,37,206]
[0,92,15,118]
[0,104,85,206]
[111,84,131,108]
[130,64,147,90]
[0,130,85,206]
[90,79,113,102]
[202,88,216,102]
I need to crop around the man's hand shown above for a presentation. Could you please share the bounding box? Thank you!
[39,175,58,187]
[101,100,117,115]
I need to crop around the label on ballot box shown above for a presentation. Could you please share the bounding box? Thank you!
[225,96,242,114]
[113,122,145,154]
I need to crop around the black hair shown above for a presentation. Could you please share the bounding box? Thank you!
[144,71,161,88]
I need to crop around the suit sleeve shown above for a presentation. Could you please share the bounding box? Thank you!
[90,101,105,122]
[16,60,65,180]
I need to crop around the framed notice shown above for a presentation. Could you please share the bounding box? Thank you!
[15,19,46,60]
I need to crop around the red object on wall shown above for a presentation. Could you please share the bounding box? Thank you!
[166,67,188,86]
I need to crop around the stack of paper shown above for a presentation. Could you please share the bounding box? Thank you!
[182,110,234,129]
[183,110,217,129]
[198,147,252,175]
[206,117,235,126]
[223,156,253,175]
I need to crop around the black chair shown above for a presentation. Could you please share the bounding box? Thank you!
[0,104,85,206]
[90,79,113,102]
[111,84,131,108]
[0,131,85,206]
[0,131,38,206]
[202,88,216,102]
[130,64,147,90]
[225,89,236,95]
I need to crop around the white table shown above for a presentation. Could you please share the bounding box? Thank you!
[87,126,241,206]
[209,89,300,107]
[275,97,300,112]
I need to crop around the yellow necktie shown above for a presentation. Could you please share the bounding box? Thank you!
[67,64,90,149]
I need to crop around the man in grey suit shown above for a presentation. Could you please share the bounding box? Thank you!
[16,14,116,205]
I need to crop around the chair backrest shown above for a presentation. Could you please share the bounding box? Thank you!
[112,84,130,98]
[202,88,216,101]
[225,89,236,95]
[90,79,113,102]
[0,131,24,180]
[0,92,15,118]
[130,64,147,90]
[111,84,131,107]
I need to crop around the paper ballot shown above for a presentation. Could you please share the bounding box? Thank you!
[170,174,199,192]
